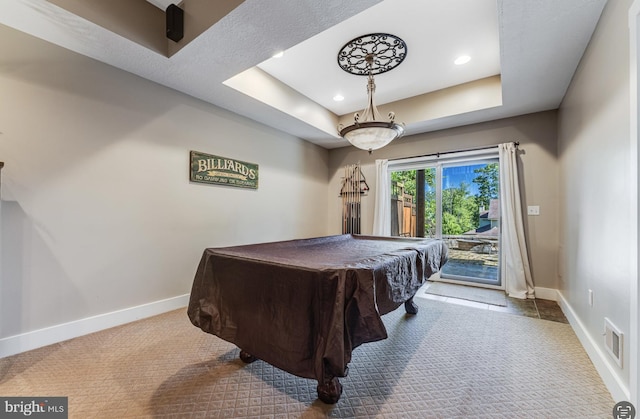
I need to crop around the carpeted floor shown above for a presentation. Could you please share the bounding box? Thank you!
[0,298,613,418]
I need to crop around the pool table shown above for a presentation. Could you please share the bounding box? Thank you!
[187,234,448,403]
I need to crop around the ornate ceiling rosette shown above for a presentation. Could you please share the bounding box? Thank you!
[337,33,407,76]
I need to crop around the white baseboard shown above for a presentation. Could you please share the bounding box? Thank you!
[0,294,190,359]
[557,291,630,402]
[534,286,558,301]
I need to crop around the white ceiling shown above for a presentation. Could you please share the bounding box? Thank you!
[257,0,501,116]
[0,0,607,149]
[145,0,176,11]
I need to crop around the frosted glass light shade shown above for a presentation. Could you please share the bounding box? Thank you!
[340,122,405,152]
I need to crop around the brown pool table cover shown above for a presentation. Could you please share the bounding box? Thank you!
[188,234,448,383]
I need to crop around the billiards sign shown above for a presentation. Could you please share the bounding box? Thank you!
[190,150,259,189]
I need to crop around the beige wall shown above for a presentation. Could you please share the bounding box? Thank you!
[557,0,633,397]
[0,25,329,341]
[328,111,559,290]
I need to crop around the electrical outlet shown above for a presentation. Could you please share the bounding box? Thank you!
[527,205,540,216]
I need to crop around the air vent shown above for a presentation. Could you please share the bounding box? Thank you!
[604,318,623,367]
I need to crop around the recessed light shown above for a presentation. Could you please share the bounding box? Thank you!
[272,51,284,59]
[333,94,344,102]
[454,55,471,65]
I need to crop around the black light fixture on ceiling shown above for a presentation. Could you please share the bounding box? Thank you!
[337,33,407,153]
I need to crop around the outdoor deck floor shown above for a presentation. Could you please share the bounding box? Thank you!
[441,248,499,281]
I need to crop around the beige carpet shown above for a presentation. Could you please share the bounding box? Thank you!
[0,299,613,418]
[425,281,508,306]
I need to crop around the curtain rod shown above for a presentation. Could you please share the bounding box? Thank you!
[388,141,519,162]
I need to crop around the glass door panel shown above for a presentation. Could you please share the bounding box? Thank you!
[440,161,500,285]
[390,159,500,286]
[390,170,416,237]
[423,168,437,238]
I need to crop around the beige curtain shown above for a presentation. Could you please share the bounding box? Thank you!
[499,143,535,299]
[372,159,390,236]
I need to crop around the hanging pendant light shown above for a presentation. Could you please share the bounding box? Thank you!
[337,33,407,153]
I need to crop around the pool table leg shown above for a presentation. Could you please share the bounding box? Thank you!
[404,297,419,314]
[317,376,342,404]
[239,350,257,363]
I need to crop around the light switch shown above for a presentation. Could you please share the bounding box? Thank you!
[527,205,540,216]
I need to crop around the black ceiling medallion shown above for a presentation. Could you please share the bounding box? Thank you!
[337,33,407,76]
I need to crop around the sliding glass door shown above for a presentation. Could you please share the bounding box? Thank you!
[390,153,501,286]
